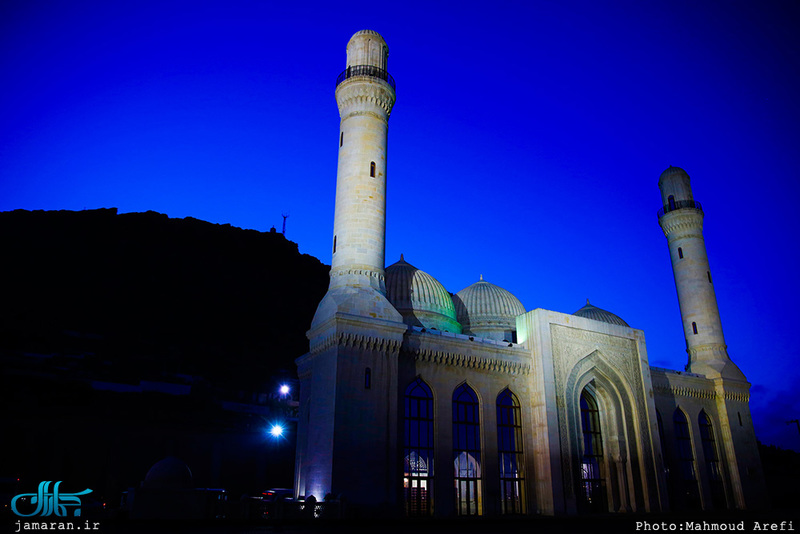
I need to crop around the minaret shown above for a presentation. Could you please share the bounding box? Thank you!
[310,29,402,328]
[657,166,744,380]
[295,30,406,510]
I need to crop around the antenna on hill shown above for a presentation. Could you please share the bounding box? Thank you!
[281,213,289,235]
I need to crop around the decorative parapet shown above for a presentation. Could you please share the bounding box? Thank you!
[407,346,531,375]
[653,382,716,399]
[650,366,750,402]
[309,330,402,355]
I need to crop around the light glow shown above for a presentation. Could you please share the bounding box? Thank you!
[279,384,290,395]
[269,424,284,438]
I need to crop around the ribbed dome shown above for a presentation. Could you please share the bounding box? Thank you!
[573,299,629,327]
[453,276,525,342]
[385,255,461,333]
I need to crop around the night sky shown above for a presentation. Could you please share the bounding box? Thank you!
[2,1,798,451]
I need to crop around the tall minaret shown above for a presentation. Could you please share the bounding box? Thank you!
[296,30,406,510]
[657,166,744,380]
[310,29,402,328]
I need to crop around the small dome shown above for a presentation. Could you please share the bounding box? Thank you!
[658,165,689,186]
[453,276,525,342]
[573,299,629,327]
[386,255,461,333]
[144,457,192,489]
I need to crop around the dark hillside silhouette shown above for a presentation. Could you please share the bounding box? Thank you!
[0,208,329,498]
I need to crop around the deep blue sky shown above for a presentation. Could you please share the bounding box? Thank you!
[2,1,799,450]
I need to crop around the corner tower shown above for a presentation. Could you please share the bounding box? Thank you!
[657,166,744,380]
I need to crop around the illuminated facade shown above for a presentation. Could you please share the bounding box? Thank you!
[293,30,767,516]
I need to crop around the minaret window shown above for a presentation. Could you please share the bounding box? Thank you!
[333,235,337,253]
[340,132,343,147]
[497,388,525,514]
[707,271,712,283]
[370,161,376,177]
[364,367,371,389]
[674,409,701,509]
[678,247,683,259]
[699,411,726,509]
[579,390,606,513]
[668,195,676,211]
[404,378,434,516]
[692,322,698,335]
[453,383,482,516]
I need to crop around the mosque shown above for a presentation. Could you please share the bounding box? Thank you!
[293,30,767,516]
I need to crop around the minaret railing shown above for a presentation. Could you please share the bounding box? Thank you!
[336,65,395,90]
[657,199,703,219]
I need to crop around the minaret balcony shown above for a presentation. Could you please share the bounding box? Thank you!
[335,65,396,91]
[657,199,703,219]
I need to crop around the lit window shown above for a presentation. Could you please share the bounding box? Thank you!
[497,389,525,514]
[404,378,434,516]
[370,161,376,177]
[453,384,481,516]
[579,390,606,513]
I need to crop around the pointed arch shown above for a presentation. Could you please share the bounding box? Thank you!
[698,410,726,509]
[497,388,525,514]
[563,350,650,514]
[578,386,607,513]
[453,383,481,515]
[404,377,434,516]
[673,407,701,510]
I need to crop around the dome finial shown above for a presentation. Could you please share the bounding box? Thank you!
[587,298,590,305]
[480,274,484,281]
[400,253,404,261]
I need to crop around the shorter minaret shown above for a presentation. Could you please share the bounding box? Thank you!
[657,166,744,380]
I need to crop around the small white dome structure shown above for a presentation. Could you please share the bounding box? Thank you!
[453,275,525,342]
[385,255,462,333]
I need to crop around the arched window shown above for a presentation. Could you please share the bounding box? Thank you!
[453,384,481,516]
[674,409,701,509]
[579,389,606,513]
[364,367,371,389]
[404,378,434,516]
[656,410,668,466]
[692,322,698,335]
[678,247,683,259]
[668,195,676,211]
[497,389,525,514]
[370,161,376,177]
[699,411,726,509]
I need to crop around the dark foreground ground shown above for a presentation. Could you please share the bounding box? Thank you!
[8,511,800,534]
